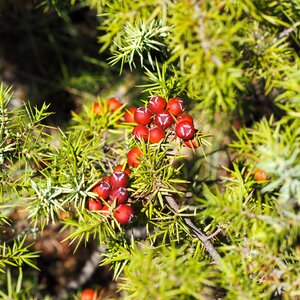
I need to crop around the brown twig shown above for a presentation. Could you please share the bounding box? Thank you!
[165,195,222,264]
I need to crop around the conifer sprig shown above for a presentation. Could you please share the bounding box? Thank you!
[109,20,169,73]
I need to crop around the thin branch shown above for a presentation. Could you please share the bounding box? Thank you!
[165,195,221,264]
[271,21,300,44]
[66,245,107,290]
[206,227,224,240]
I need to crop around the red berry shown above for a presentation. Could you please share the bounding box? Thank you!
[254,169,268,181]
[107,97,122,111]
[92,181,111,199]
[87,199,103,211]
[177,114,194,124]
[109,187,129,204]
[114,165,131,175]
[134,107,152,125]
[184,138,201,148]
[149,126,165,143]
[109,171,129,187]
[114,204,134,224]
[175,120,195,140]
[81,289,97,300]
[127,148,142,167]
[132,125,149,142]
[167,97,184,116]
[148,96,167,114]
[101,176,110,183]
[124,107,137,123]
[154,110,173,129]
[93,102,103,116]
[101,205,110,216]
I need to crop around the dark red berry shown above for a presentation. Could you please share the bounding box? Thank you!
[154,110,173,129]
[87,199,103,211]
[109,187,129,204]
[114,165,131,175]
[167,97,184,116]
[107,97,122,111]
[177,114,193,124]
[109,171,129,187]
[175,120,195,140]
[127,148,142,167]
[92,181,111,199]
[124,107,137,123]
[149,126,165,143]
[134,107,152,125]
[132,125,149,141]
[148,96,167,114]
[114,204,134,224]
[184,138,200,148]
[81,288,97,300]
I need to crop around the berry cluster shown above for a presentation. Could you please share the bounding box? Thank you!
[89,95,202,224]
[124,96,201,148]
[92,95,201,148]
[87,165,133,225]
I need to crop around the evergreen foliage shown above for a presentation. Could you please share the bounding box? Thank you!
[118,243,215,300]
[1,0,300,299]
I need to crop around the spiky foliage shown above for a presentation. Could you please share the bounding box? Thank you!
[109,20,169,73]
[2,0,300,299]
[83,0,300,117]
[0,84,50,297]
[232,116,300,202]
[35,0,300,115]
[117,243,215,300]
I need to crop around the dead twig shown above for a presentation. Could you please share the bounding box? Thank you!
[165,195,222,264]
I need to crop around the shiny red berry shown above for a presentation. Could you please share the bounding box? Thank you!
[154,110,173,129]
[114,165,131,175]
[109,171,129,187]
[80,289,97,300]
[87,199,103,211]
[92,181,111,199]
[175,120,195,140]
[114,204,134,224]
[149,126,165,143]
[127,148,142,167]
[177,114,194,124]
[134,107,152,125]
[124,107,137,123]
[148,96,167,114]
[107,97,122,111]
[132,125,149,142]
[109,187,129,204]
[167,97,184,116]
